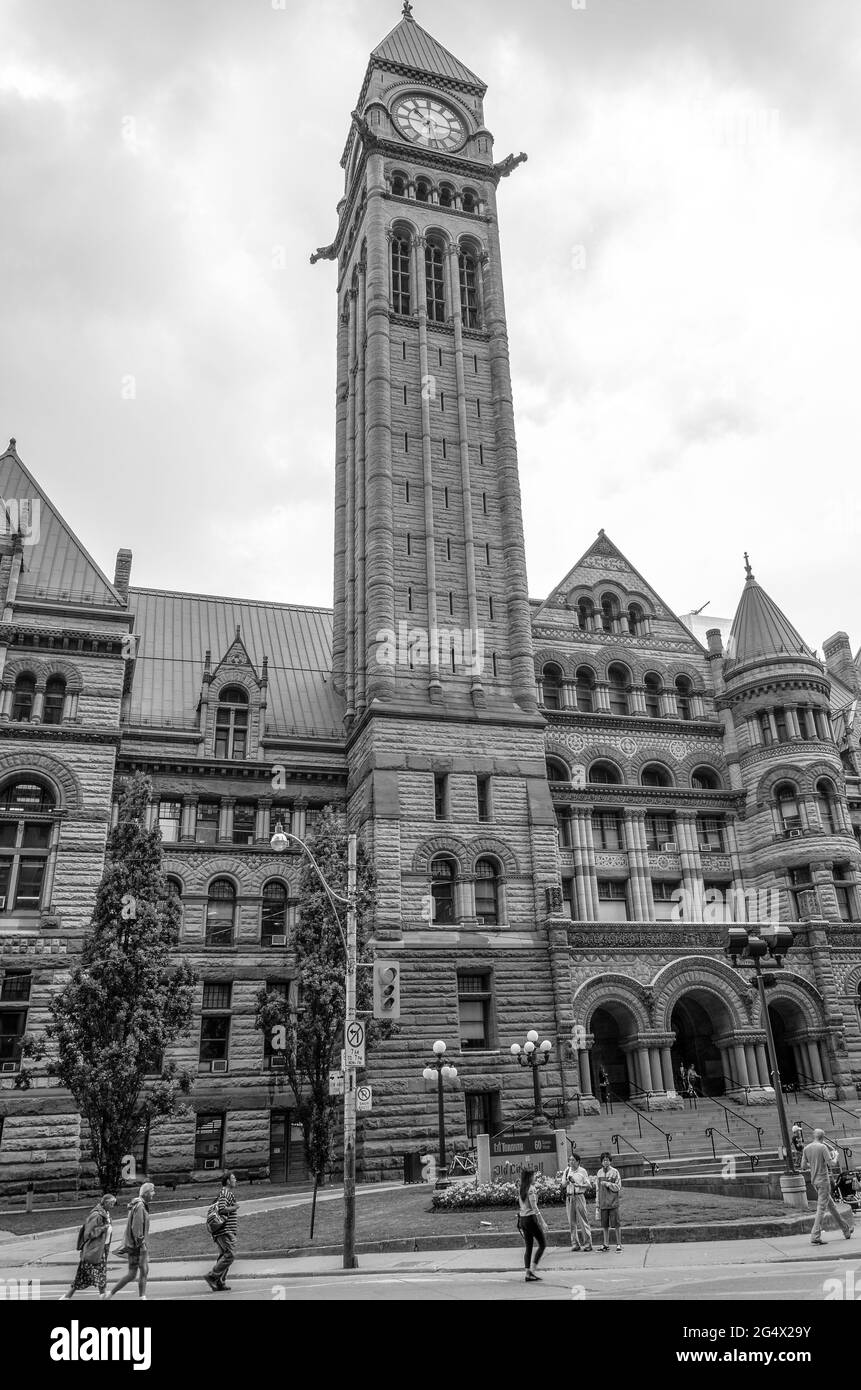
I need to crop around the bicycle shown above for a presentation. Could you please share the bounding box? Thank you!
[447,1149,477,1178]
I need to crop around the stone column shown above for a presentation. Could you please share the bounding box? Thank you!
[690,693,706,719]
[219,799,235,844]
[659,691,677,718]
[649,1047,664,1091]
[181,798,196,842]
[637,1047,654,1093]
[732,1043,750,1088]
[660,1047,675,1091]
[629,686,646,716]
[755,1042,770,1086]
[31,686,45,723]
[342,287,357,715]
[624,1050,637,1095]
[624,809,653,922]
[578,1049,592,1096]
[746,717,763,747]
[806,1039,825,1085]
[572,810,599,920]
[413,235,442,701]
[447,243,484,707]
[256,799,273,844]
[744,1043,758,1086]
[292,804,307,840]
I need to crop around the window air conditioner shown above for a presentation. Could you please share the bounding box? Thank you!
[203,1159,218,1170]
[0,896,5,909]
[1,1062,17,1073]
[699,842,714,853]
[211,1060,228,1074]
[787,829,804,839]
[269,935,288,948]
[475,916,486,925]
[270,1056,286,1070]
[661,842,676,853]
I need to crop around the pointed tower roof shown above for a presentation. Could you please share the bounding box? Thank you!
[724,555,816,671]
[371,4,486,92]
[0,439,124,608]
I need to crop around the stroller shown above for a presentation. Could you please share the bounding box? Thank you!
[830,1167,861,1213]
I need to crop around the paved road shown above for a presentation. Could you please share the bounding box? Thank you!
[27,1255,860,1301]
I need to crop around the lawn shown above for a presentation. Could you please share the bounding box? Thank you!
[149,1184,791,1259]
[0,1182,311,1238]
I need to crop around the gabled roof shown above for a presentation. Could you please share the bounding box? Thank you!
[534,529,706,650]
[724,560,816,671]
[371,11,485,91]
[126,588,343,739]
[0,440,124,608]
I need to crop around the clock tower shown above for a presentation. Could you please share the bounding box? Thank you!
[316,5,570,1166]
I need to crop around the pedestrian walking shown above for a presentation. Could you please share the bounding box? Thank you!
[108,1182,154,1299]
[595,1151,623,1252]
[563,1151,594,1251]
[791,1121,804,1167]
[686,1063,702,1098]
[677,1062,687,1096]
[59,1194,116,1299]
[801,1129,854,1245]
[204,1171,239,1292]
[517,1168,548,1282]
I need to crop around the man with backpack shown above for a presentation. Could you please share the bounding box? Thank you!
[204,1171,238,1292]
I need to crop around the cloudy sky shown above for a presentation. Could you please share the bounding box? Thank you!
[1,0,859,652]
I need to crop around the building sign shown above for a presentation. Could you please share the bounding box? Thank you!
[480,1130,567,1183]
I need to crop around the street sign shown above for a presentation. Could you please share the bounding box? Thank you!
[328,1071,345,1097]
[356,1085,372,1112]
[345,1018,366,1068]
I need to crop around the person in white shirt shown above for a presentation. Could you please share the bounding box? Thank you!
[563,1152,594,1252]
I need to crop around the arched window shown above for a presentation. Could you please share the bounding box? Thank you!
[262,880,290,947]
[691,767,720,791]
[0,780,54,912]
[577,599,595,632]
[546,757,569,783]
[775,782,801,834]
[392,173,407,198]
[459,252,479,328]
[439,184,454,208]
[575,667,595,713]
[675,676,693,721]
[431,856,457,925]
[541,664,563,710]
[601,595,620,633]
[43,676,66,726]
[589,761,622,785]
[815,779,839,835]
[627,604,645,635]
[474,858,501,926]
[11,675,35,722]
[462,189,477,213]
[205,879,236,947]
[425,243,446,322]
[644,674,662,719]
[607,664,629,716]
[391,235,411,315]
[416,180,431,203]
[214,687,249,761]
[641,764,673,788]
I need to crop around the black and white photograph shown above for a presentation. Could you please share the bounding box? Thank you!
[1,0,860,1359]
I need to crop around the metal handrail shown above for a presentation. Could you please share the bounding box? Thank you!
[699,1084,764,1148]
[607,1086,674,1159]
[611,1132,660,1176]
[793,1119,857,1172]
[704,1125,759,1173]
[714,1071,753,1106]
[491,1105,549,1141]
[794,1072,861,1131]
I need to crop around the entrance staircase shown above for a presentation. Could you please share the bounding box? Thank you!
[564,1089,861,1176]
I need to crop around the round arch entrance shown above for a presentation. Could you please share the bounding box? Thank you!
[670,990,734,1097]
[590,1003,638,1101]
[766,999,812,1089]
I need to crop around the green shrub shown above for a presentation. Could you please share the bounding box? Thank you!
[432,1173,566,1211]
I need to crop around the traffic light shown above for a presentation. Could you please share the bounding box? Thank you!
[373,959,401,1020]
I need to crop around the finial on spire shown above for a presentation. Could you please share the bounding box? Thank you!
[744,552,754,581]
[402,1,414,18]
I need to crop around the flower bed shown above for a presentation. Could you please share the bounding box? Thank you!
[432,1173,567,1210]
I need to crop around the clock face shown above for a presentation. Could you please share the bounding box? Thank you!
[394,96,466,151]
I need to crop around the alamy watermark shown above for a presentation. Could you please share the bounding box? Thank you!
[375,623,485,676]
[669,886,782,925]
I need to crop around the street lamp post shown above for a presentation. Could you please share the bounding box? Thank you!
[511,1030,553,1131]
[270,820,360,1267]
[727,923,808,1211]
[422,1041,458,1178]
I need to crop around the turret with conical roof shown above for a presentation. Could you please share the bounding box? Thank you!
[724,554,818,676]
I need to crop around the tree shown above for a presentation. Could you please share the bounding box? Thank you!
[21,772,196,1190]
[256,807,380,1231]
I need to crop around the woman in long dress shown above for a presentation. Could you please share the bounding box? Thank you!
[60,1194,116,1299]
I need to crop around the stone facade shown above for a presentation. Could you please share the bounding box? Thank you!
[2,12,860,1192]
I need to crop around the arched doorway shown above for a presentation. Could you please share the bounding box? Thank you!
[590,1003,638,1101]
[767,1006,799,1088]
[671,990,733,1096]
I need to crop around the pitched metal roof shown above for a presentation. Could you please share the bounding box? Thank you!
[372,14,485,90]
[0,442,124,608]
[126,588,343,739]
[725,570,815,670]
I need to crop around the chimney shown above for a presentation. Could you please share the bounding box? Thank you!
[114,548,133,600]
[823,632,859,694]
[706,628,724,657]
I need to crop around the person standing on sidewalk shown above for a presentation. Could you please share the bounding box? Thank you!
[108,1183,154,1300]
[801,1129,854,1245]
[596,1152,623,1252]
[563,1152,594,1252]
[205,1171,239,1292]
[517,1168,548,1283]
[60,1194,116,1300]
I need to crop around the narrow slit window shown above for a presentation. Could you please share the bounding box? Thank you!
[446,538,452,561]
[459,253,479,329]
[442,439,447,459]
[425,245,446,323]
[449,592,454,616]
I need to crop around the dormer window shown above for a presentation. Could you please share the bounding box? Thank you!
[215,687,249,760]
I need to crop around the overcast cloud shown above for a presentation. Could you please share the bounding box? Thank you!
[1,0,859,652]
